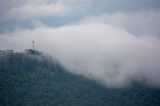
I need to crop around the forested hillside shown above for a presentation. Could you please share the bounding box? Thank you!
[0,51,160,106]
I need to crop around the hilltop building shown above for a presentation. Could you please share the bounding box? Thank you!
[0,50,14,54]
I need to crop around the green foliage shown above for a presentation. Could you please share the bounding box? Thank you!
[0,52,160,106]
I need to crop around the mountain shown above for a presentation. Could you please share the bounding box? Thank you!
[0,51,160,106]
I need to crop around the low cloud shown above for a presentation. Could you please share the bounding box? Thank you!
[0,22,160,88]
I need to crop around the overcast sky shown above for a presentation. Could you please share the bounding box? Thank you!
[0,0,160,35]
[0,0,160,88]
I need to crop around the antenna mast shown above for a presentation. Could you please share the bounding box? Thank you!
[32,40,35,50]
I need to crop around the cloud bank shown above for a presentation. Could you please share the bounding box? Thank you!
[0,0,160,88]
[0,22,160,88]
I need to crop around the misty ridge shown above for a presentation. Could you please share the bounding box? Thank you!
[0,0,160,90]
[0,23,160,88]
[1,50,160,106]
[1,0,160,105]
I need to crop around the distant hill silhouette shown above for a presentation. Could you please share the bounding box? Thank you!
[0,51,160,106]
